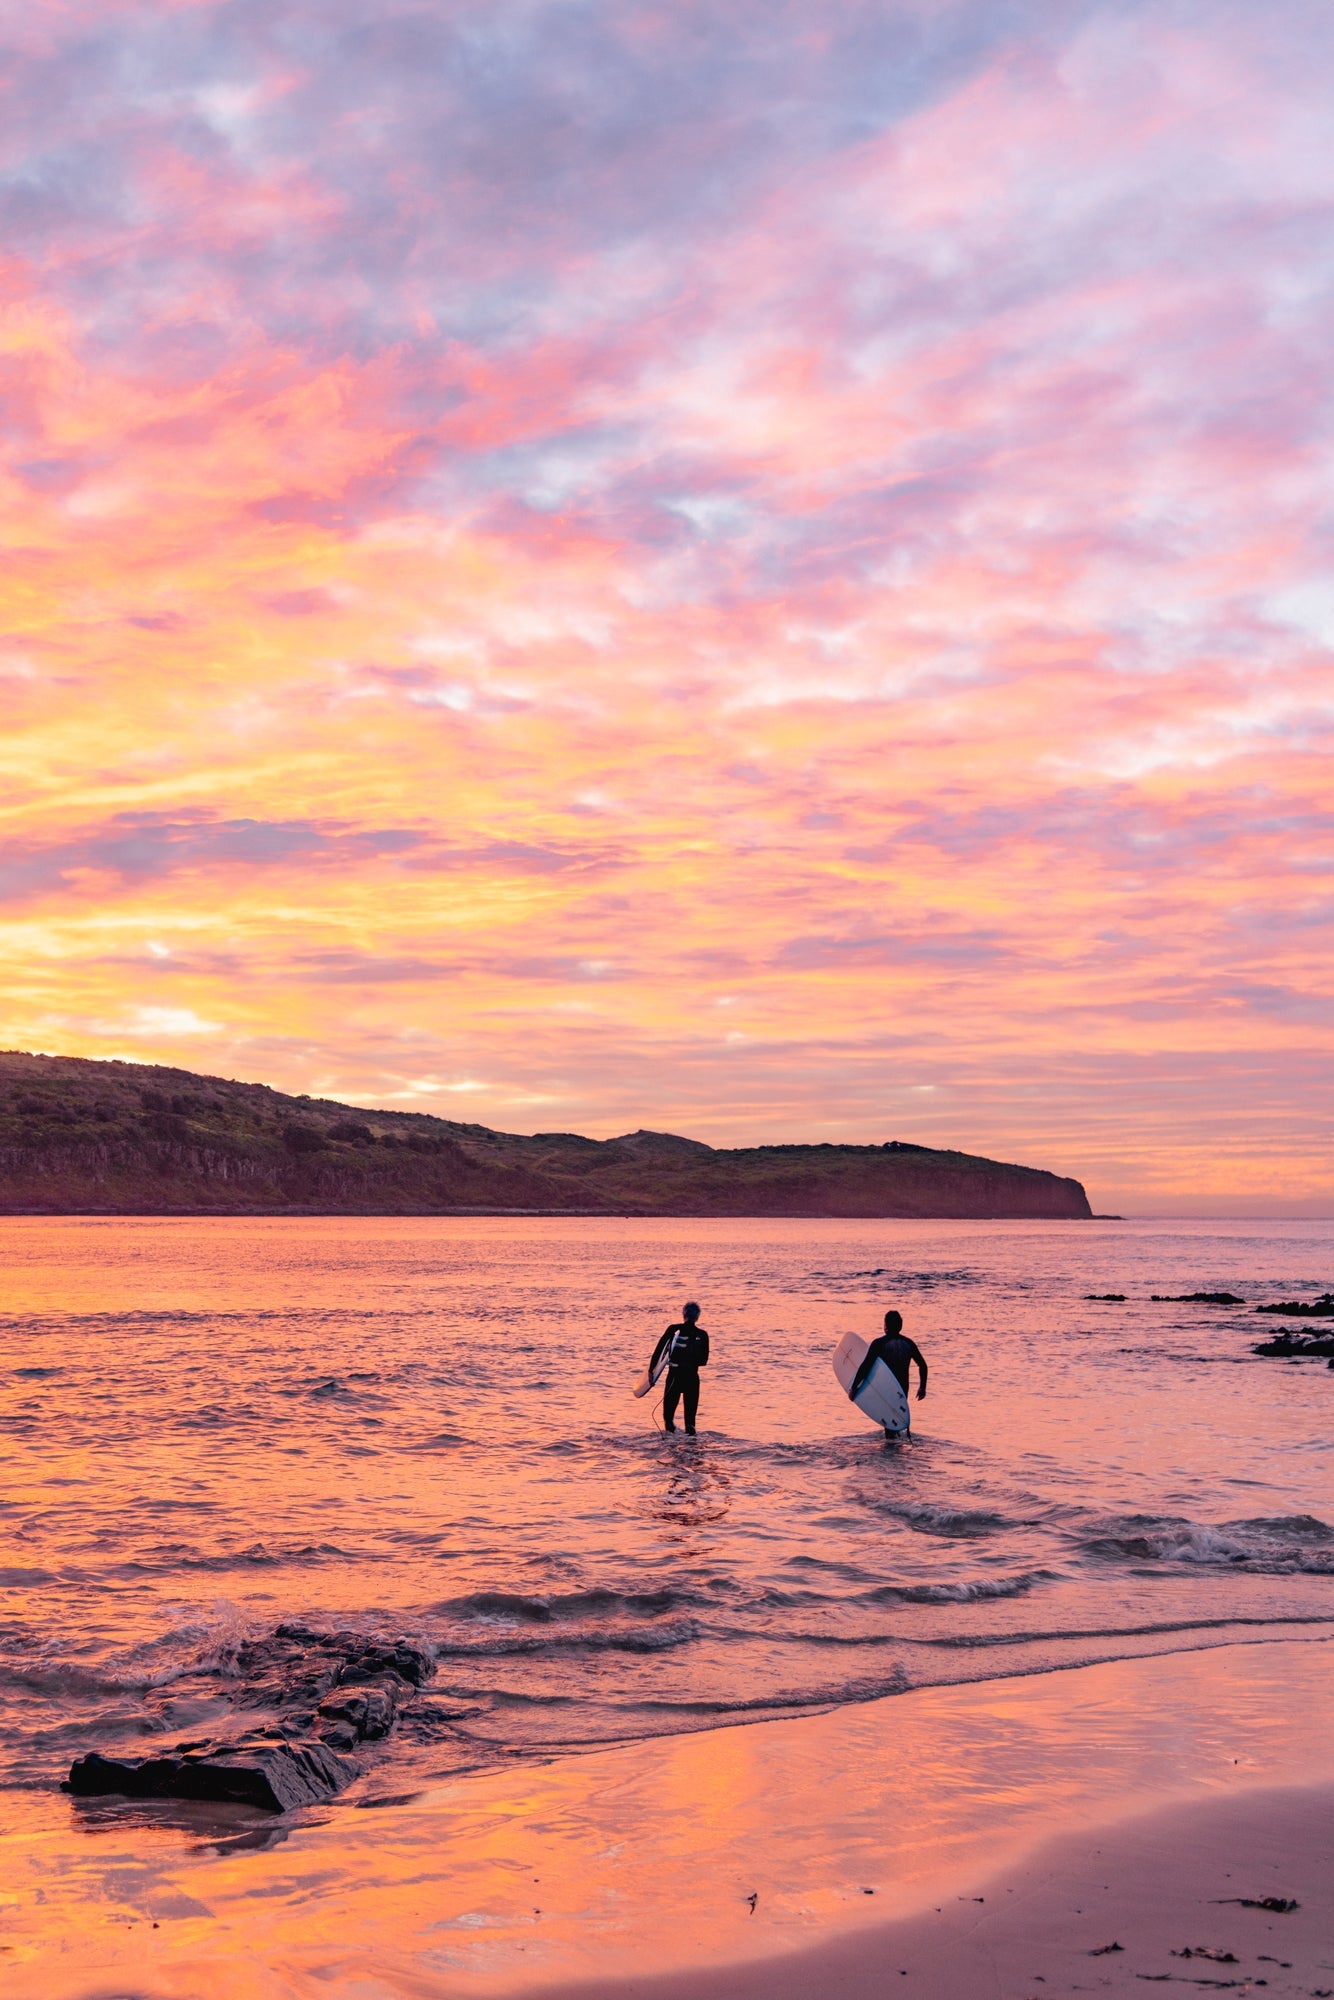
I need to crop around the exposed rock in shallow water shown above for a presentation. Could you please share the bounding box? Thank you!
[64,1625,434,1811]
[1253,1331,1334,1360]
[1255,1293,1334,1318]
[1151,1291,1246,1305]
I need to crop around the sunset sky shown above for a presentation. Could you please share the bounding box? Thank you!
[2,0,1331,1213]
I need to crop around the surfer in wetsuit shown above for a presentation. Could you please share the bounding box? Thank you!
[650,1302,710,1435]
[849,1310,927,1434]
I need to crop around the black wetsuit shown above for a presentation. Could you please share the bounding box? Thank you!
[651,1322,710,1433]
[849,1333,927,1404]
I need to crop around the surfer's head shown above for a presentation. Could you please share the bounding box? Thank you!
[883,1309,903,1335]
[682,1301,700,1322]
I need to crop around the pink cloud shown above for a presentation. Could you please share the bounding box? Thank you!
[0,1,1331,1209]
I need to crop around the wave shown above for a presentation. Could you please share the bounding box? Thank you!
[758,1571,1052,1611]
[431,1585,701,1623]
[107,1540,354,1577]
[866,1499,1014,1537]
[432,1619,702,1658]
[625,1664,913,1717]
[804,1267,978,1291]
[914,1611,1334,1651]
[1079,1512,1334,1573]
[0,1605,253,1700]
[875,1572,1055,1604]
[1225,1513,1333,1542]
[0,1308,402,1330]
[422,1569,1058,1652]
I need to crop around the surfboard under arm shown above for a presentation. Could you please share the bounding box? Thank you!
[831,1331,911,1433]
[632,1344,670,1399]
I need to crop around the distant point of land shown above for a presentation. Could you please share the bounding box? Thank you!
[0,1050,1092,1220]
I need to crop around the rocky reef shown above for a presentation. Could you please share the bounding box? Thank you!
[1251,1293,1334,1365]
[1253,1331,1334,1361]
[65,1625,433,1812]
[1151,1291,1246,1305]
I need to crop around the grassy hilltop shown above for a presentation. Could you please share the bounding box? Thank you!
[0,1051,1092,1219]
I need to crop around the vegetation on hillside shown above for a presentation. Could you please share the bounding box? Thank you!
[0,1051,1092,1218]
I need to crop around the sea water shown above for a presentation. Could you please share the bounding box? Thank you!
[1,1215,1331,1801]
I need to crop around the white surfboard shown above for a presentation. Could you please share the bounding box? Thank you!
[832,1332,911,1434]
[631,1347,672,1399]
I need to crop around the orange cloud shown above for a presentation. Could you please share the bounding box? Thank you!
[1,3,1331,1211]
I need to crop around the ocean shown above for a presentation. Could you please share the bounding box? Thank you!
[1,1214,1331,1803]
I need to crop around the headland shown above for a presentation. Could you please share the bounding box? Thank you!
[0,1050,1092,1218]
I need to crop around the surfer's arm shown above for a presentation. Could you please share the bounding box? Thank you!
[650,1328,674,1372]
[697,1330,709,1366]
[910,1342,928,1399]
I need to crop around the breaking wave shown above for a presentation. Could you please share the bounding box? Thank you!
[1079,1512,1334,1573]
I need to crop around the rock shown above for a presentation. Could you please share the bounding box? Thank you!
[1086,1293,1127,1301]
[1255,1294,1334,1318]
[66,1739,356,1812]
[1253,1332,1334,1359]
[63,1625,434,1812]
[1151,1292,1246,1305]
[317,1682,400,1740]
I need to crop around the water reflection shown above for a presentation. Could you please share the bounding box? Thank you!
[651,1440,733,1529]
[70,1790,300,1854]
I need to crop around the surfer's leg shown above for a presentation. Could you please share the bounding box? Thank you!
[682,1375,700,1434]
[662,1371,680,1431]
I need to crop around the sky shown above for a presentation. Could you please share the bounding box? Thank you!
[2,0,1332,1214]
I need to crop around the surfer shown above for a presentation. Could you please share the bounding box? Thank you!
[849,1310,927,1434]
[649,1302,710,1435]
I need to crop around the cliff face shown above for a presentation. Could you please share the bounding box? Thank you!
[0,1052,1092,1219]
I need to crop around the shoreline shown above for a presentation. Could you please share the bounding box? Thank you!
[0,1205,1098,1218]
[3,1638,1333,1998]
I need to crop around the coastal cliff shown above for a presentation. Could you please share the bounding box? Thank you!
[0,1051,1092,1219]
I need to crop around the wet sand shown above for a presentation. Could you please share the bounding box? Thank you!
[544,1783,1334,2000]
[3,1638,1332,1998]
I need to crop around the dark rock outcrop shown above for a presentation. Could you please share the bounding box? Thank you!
[64,1625,433,1812]
[66,1739,356,1813]
[1151,1291,1246,1305]
[1253,1331,1334,1360]
[1255,1294,1334,1318]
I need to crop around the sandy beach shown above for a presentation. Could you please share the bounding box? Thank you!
[4,1637,1331,1999]
[543,1784,1334,2000]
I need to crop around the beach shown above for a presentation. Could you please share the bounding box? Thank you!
[2,1639,1332,1996]
[549,1781,1334,2000]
